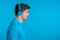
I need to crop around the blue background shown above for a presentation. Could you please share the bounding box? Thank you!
[0,0,60,40]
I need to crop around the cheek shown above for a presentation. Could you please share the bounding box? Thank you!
[24,13,27,17]
[22,13,27,18]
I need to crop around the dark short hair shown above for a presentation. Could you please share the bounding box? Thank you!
[14,3,30,16]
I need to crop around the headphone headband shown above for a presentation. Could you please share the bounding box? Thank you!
[18,4,22,16]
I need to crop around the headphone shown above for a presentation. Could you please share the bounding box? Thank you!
[18,4,22,16]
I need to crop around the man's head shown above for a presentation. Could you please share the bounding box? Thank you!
[14,3,30,20]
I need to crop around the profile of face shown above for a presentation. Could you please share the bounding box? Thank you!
[22,9,29,20]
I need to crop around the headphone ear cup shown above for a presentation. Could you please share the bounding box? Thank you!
[18,11,22,16]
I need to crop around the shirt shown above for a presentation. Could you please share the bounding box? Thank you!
[7,18,25,40]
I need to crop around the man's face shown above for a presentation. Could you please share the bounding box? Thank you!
[22,9,29,20]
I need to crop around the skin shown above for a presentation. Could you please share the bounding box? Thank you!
[16,9,29,22]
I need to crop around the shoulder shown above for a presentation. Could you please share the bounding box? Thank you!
[8,18,19,31]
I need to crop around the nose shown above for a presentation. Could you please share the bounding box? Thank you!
[27,13,29,16]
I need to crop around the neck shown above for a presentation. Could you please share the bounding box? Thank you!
[16,15,23,23]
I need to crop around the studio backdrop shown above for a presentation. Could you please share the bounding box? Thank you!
[0,0,60,40]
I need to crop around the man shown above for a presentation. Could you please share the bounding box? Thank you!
[7,3,30,40]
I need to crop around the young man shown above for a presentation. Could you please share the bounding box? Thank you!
[7,3,30,40]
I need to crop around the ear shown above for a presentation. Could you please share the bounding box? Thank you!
[18,11,22,16]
